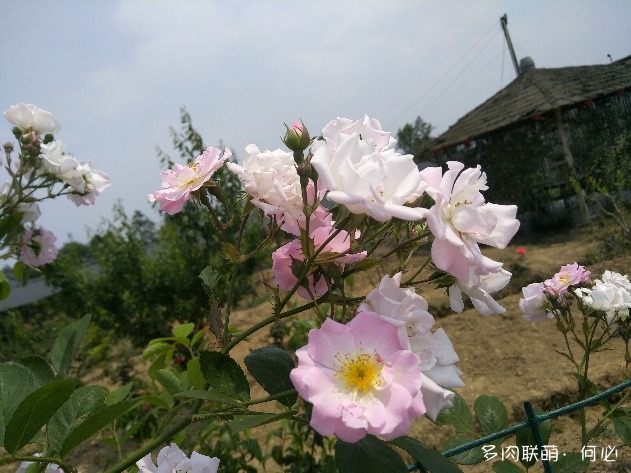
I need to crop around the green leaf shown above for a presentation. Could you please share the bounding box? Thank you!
[443,437,485,465]
[191,328,207,347]
[60,399,140,459]
[13,261,27,284]
[227,413,288,434]
[17,356,54,387]
[335,435,407,473]
[550,452,589,473]
[155,369,183,395]
[244,347,296,408]
[0,363,37,446]
[492,460,525,473]
[199,350,250,401]
[47,386,105,453]
[614,416,631,446]
[50,314,91,377]
[4,379,75,454]
[148,354,166,380]
[175,336,190,347]
[475,395,509,436]
[435,393,474,433]
[173,323,195,338]
[199,266,220,298]
[0,280,10,300]
[392,436,463,473]
[142,342,172,360]
[105,382,134,406]
[144,394,172,409]
[186,359,205,390]
[0,211,22,241]
[174,390,241,406]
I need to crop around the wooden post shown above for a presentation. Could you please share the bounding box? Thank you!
[554,107,590,222]
[500,15,520,77]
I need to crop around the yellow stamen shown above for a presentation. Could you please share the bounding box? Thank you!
[334,350,383,394]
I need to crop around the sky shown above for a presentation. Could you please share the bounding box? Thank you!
[2,0,630,246]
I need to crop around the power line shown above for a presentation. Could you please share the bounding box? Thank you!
[420,28,501,117]
[451,48,504,95]
[385,20,499,130]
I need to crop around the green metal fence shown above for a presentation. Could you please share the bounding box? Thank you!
[408,378,631,472]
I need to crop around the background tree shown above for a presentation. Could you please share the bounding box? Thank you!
[396,115,434,159]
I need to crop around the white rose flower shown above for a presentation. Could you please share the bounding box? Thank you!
[359,272,435,339]
[227,143,318,235]
[320,115,396,153]
[420,373,455,421]
[359,272,463,419]
[38,141,85,192]
[409,328,464,389]
[519,282,554,322]
[601,270,631,292]
[67,161,111,206]
[576,279,631,324]
[311,132,427,221]
[449,268,512,316]
[137,443,220,473]
[5,103,60,135]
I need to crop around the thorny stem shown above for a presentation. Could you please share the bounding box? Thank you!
[200,192,227,241]
[0,456,76,473]
[191,389,297,422]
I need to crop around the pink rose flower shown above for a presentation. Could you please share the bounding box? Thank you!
[272,225,366,299]
[290,312,425,442]
[21,228,58,266]
[543,262,591,296]
[148,147,230,215]
[420,161,520,281]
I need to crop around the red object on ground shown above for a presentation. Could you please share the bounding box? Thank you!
[517,246,527,255]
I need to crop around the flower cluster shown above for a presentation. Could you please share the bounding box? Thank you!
[148,115,521,443]
[1,104,110,272]
[575,270,631,325]
[520,264,631,329]
[136,443,220,473]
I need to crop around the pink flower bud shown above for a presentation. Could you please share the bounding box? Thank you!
[283,120,310,151]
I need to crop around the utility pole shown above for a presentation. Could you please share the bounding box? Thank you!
[500,14,520,76]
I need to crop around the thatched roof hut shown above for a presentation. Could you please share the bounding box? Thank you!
[432,54,631,151]
[425,54,631,229]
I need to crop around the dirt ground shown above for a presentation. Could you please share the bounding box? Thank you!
[225,230,631,472]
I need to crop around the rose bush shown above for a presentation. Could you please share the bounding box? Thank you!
[2,113,629,473]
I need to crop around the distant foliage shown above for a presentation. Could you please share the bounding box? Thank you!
[396,116,434,158]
